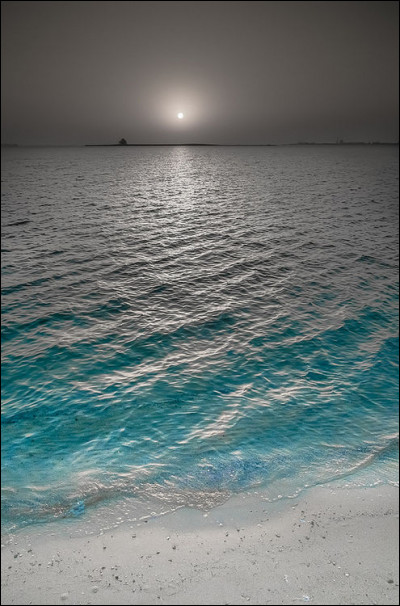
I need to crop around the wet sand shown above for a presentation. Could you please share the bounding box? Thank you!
[1,484,398,605]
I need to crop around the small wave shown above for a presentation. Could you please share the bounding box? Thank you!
[6,219,31,227]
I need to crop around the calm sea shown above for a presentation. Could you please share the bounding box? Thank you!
[1,145,398,533]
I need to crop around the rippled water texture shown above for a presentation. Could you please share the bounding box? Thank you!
[1,145,399,531]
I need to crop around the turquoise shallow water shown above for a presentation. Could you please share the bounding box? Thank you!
[1,145,399,532]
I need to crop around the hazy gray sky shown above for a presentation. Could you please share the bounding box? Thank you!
[1,1,399,144]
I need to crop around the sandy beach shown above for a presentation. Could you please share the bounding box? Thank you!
[1,483,398,606]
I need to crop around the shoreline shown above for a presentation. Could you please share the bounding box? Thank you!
[1,483,398,605]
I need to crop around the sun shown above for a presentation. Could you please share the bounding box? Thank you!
[177,112,184,119]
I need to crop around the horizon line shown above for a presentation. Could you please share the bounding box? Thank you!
[2,141,399,148]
